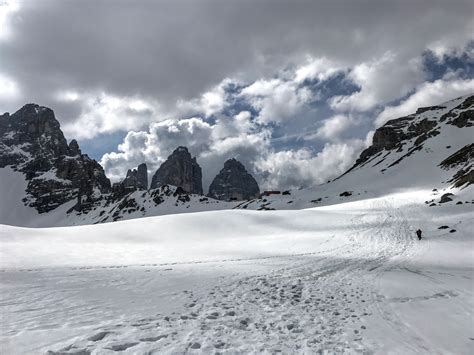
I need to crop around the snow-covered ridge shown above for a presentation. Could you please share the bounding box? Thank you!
[236,94,473,211]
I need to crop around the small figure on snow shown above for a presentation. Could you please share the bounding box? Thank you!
[416,229,422,240]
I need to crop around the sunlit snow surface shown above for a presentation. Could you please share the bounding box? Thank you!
[1,189,473,354]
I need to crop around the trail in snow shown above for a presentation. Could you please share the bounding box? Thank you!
[1,197,434,354]
[1,191,472,354]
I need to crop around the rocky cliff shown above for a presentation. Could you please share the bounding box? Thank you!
[150,146,203,194]
[0,104,111,213]
[112,163,148,198]
[208,158,260,201]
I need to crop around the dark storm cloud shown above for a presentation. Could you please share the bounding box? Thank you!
[1,0,473,188]
[1,0,473,118]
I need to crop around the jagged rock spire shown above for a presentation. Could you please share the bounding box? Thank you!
[122,163,148,190]
[150,147,203,194]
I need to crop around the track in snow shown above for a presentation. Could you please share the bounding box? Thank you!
[0,199,418,354]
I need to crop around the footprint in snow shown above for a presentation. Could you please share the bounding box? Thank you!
[88,331,111,342]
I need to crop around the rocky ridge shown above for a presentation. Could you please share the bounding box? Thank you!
[345,95,473,180]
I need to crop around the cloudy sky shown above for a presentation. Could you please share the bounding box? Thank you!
[1,0,473,190]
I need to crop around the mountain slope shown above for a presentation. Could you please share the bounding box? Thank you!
[0,95,472,227]
[237,94,473,211]
[0,106,232,227]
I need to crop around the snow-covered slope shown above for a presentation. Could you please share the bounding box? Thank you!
[1,189,472,353]
[238,94,473,211]
[0,168,234,227]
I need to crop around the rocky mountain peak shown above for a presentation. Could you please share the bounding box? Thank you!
[68,139,81,156]
[0,104,111,213]
[150,147,203,194]
[208,158,260,201]
[123,163,148,190]
[223,158,245,170]
[0,103,69,159]
[175,146,190,154]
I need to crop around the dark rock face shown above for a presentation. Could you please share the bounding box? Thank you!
[68,139,81,156]
[122,163,148,190]
[150,147,203,194]
[0,104,68,169]
[355,117,438,167]
[0,104,111,213]
[440,96,474,127]
[439,143,474,188]
[439,193,454,204]
[415,105,446,114]
[208,158,260,201]
[112,163,148,198]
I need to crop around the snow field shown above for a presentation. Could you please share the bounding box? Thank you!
[1,189,472,354]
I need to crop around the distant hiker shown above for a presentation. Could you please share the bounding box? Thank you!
[416,229,422,240]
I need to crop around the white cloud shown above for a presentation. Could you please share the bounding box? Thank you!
[255,140,366,189]
[240,78,313,124]
[99,111,270,189]
[375,77,474,126]
[55,90,80,102]
[61,91,162,139]
[211,111,256,140]
[100,131,153,182]
[329,52,424,112]
[176,79,232,118]
[315,114,357,140]
[0,0,20,41]
[0,73,19,99]
[295,57,345,83]
[50,48,473,192]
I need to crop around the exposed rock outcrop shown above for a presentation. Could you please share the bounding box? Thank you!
[0,104,111,213]
[439,143,474,188]
[208,158,260,201]
[112,163,148,197]
[346,95,473,174]
[68,139,81,156]
[150,147,203,194]
[122,163,148,190]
